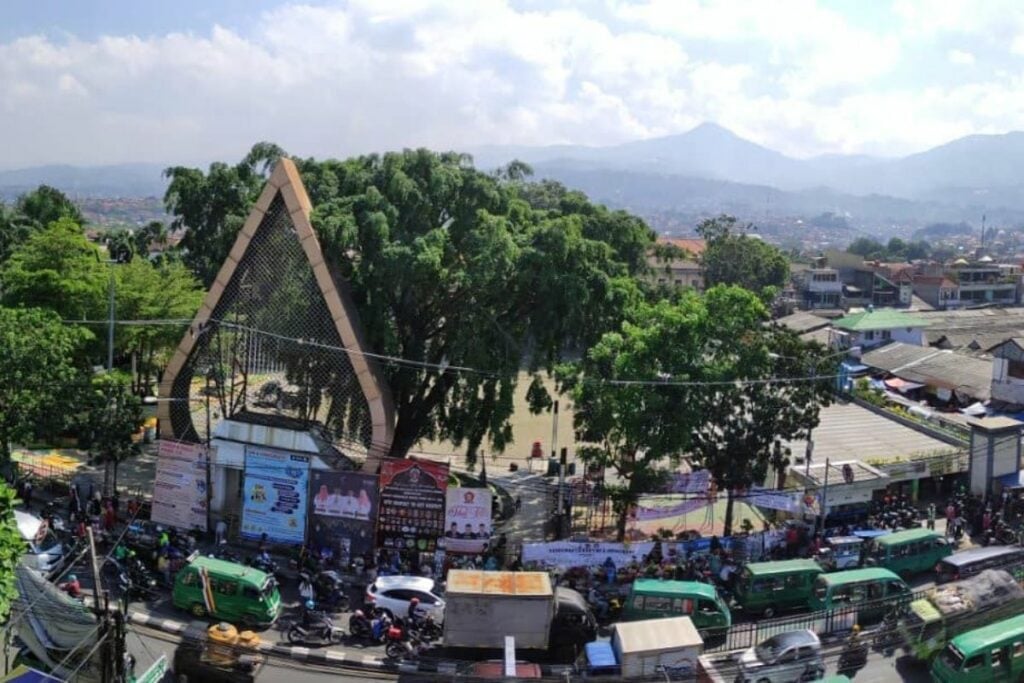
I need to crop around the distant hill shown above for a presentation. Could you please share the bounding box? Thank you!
[473,124,1024,215]
[0,163,167,200]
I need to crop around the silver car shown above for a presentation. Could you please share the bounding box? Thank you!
[736,630,825,683]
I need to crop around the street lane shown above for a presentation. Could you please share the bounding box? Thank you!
[128,623,399,682]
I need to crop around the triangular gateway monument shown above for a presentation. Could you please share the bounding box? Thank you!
[158,158,394,469]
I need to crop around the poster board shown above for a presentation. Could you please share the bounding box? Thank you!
[444,487,492,554]
[241,446,310,544]
[151,440,208,531]
[378,458,448,553]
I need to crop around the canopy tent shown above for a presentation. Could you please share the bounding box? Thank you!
[884,378,926,393]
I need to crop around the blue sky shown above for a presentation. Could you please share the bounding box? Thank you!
[2,0,1024,168]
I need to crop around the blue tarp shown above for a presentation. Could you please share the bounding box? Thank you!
[999,471,1024,488]
[585,641,618,671]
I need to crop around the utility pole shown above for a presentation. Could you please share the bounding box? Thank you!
[551,400,563,539]
[107,268,115,371]
[818,458,831,535]
[86,526,114,682]
[205,371,213,534]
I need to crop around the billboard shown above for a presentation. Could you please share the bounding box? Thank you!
[378,459,448,553]
[443,488,492,554]
[308,470,379,563]
[151,440,208,531]
[241,446,310,544]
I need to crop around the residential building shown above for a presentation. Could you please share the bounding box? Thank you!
[648,237,705,290]
[990,338,1024,406]
[829,308,931,352]
[799,268,842,309]
[951,261,1018,306]
[646,254,704,290]
[860,343,992,406]
[912,276,961,310]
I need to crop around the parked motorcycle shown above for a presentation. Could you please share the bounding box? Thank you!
[287,613,342,645]
[384,625,429,660]
[414,615,443,642]
[302,570,351,613]
[118,560,158,603]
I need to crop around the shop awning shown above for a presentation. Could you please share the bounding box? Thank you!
[999,471,1024,489]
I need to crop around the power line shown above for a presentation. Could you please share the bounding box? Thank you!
[61,316,853,388]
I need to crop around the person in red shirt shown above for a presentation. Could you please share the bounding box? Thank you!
[60,574,82,599]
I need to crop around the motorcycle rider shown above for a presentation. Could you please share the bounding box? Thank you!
[406,597,422,625]
[840,624,867,672]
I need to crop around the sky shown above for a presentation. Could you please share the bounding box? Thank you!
[3,0,1024,168]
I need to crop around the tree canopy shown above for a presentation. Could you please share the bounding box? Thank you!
[697,215,789,296]
[0,307,88,463]
[78,371,143,495]
[559,286,833,539]
[164,142,286,285]
[15,185,83,229]
[2,217,109,322]
[165,144,654,459]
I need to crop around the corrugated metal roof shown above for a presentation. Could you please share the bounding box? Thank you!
[860,343,992,400]
[833,309,931,331]
[775,311,832,333]
[445,570,552,596]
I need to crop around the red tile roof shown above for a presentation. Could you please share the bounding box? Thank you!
[657,237,706,256]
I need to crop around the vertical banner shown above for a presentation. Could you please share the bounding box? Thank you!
[241,446,310,544]
[308,470,380,564]
[151,440,209,531]
[378,459,449,553]
[444,488,492,554]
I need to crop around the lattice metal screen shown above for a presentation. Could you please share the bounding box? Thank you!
[168,195,373,449]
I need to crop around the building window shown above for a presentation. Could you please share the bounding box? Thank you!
[864,331,875,341]
[1009,360,1024,380]
[675,279,682,287]
[881,330,892,340]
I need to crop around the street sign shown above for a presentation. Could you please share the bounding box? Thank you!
[133,654,168,683]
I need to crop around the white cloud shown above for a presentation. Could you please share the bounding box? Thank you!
[1,0,1024,167]
[948,49,975,65]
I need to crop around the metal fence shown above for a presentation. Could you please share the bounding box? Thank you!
[167,194,374,453]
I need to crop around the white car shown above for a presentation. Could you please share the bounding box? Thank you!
[736,630,825,683]
[365,575,446,623]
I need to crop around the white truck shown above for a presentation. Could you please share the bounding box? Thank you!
[585,617,703,679]
[442,570,596,659]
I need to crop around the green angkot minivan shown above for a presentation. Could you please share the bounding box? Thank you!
[172,555,281,628]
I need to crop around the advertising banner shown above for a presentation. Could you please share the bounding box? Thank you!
[308,470,379,564]
[664,470,711,494]
[241,447,310,544]
[151,440,208,531]
[522,541,656,568]
[443,488,492,554]
[631,497,707,521]
[378,458,448,553]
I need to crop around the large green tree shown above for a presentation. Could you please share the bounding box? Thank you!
[79,371,143,494]
[114,257,204,395]
[2,218,109,321]
[0,203,37,266]
[15,185,83,229]
[0,307,87,464]
[559,286,833,539]
[167,144,652,461]
[164,142,285,285]
[302,150,647,458]
[697,215,789,295]
[688,323,835,536]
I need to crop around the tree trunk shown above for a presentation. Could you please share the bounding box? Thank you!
[723,488,735,538]
[113,458,120,495]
